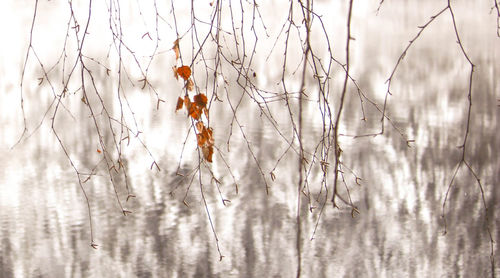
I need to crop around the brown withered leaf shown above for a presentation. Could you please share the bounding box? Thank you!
[205,127,214,145]
[193,93,207,108]
[172,66,179,80]
[202,145,214,162]
[201,127,209,143]
[177,66,191,81]
[196,121,205,132]
[183,95,191,107]
[203,108,209,119]
[188,105,202,120]
[175,97,184,111]
[186,78,194,91]
[196,122,207,146]
[172,39,180,60]
[197,133,206,147]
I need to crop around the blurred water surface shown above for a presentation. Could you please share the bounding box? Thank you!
[0,1,499,277]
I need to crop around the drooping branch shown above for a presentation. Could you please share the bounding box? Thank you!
[382,6,448,137]
[441,1,495,274]
[493,0,500,37]
[331,0,354,208]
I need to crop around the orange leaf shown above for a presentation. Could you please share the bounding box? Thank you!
[183,95,191,107]
[188,105,202,120]
[175,97,183,111]
[201,127,209,141]
[172,39,180,60]
[193,93,207,109]
[97,149,102,153]
[197,133,206,146]
[177,66,191,81]
[196,121,205,132]
[206,127,214,145]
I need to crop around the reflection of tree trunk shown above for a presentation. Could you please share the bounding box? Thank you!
[0,237,13,278]
[491,63,499,277]
[194,242,214,278]
[494,125,500,269]
[243,215,256,278]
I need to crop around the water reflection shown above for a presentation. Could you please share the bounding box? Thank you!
[1,1,499,277]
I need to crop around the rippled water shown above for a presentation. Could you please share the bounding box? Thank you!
[1,1,499,277]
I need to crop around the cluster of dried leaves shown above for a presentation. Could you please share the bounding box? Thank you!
[176,93,213,162]
[173,39,214,162]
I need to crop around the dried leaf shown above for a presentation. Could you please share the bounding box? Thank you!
[172,66,179,80]
[172,39,180,60]
[175,97,184,111]
[197,133,206,146]
[206,127,214,145]
[201,126,209,139]
[184,95,191,107]
[202,145,214,162]
[196,121,205,132]
[188,105,202,120]
[177,65,191,81]
[186,78,194,91]
[196,123,214,148]
[203,108,209,119]
[193,93,207,109]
